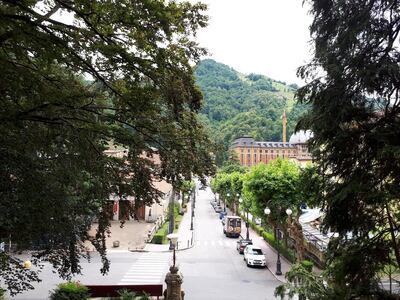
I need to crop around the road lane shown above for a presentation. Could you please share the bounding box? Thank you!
[178,186,281,300]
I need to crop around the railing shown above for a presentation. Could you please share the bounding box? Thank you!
[146,216,164,243]
[302,229,328,251]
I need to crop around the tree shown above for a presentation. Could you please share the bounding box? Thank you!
[0,0,214,295]
[243,159,300,235]
[295,0,400,296]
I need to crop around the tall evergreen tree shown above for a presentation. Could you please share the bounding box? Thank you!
[296,0,400,296]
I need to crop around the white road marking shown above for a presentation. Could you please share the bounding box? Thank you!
[118,253,169,285]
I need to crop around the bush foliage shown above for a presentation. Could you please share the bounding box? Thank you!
[49,282,90,300]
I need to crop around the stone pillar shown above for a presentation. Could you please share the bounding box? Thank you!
[164,266,184,300]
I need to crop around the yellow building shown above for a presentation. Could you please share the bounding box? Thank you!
[230,112,313,166]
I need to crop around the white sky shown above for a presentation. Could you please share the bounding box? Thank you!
[193,0,313,85]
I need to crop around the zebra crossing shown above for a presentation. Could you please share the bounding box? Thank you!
[118,253,170,285]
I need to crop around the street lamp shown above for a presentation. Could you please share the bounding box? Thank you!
[236,193,240,215]
[225,193,229,212]
[167,233,179,268]
[239,198,250,240]
[190,191,194,230]
[265,206,288,276]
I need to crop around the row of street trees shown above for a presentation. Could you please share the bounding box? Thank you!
[211,159,311,260]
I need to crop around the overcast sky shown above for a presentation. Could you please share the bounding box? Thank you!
[193,0,314,85]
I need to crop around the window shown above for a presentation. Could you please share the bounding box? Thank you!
[248,149,250,153]
[265,149,268,153]
[254,153,257,162]
[271,150,274,153]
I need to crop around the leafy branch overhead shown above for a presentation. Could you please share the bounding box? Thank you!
[0,0,215,295]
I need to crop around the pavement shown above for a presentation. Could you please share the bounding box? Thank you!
[143,195,195,252]
[85,220,155,252]
[85,197,195,253]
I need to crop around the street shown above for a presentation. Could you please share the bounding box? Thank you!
[11,185,282,300]
[177,187,281,300]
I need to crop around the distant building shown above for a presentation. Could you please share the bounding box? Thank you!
[230,111,313,167]
[104,147,171,222]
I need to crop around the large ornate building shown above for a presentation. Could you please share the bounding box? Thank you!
[230,112,313,167]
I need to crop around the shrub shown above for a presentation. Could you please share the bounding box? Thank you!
[49,281,90,300]
[301,260,313,272]
[151,233,165,244]
[107,289,150,300]
[262,231,296,263]
[0,287,5,300]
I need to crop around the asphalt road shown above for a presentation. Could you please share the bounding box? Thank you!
[10,186,282,300]
[177,187,281,300]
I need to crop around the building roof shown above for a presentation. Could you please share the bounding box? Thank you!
[288,130,313,144]
[231,136,296,148]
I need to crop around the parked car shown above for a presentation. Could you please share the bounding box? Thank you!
[236,239,252,254]
[219,211,227,219]
[211,201,219,208]
[214,205,223,213]
[243,245,266,267]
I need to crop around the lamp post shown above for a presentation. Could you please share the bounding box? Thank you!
[264,207,293,275]
[165,233,184,300]
[239,198,250,240]
[193,187,196,209]
[235,193,240,215]
[168,189,175,250]
[190,191,194,231]
[167,233,179,267]
[225,193,229,213]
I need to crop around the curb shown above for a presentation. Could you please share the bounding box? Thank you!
[266,265,286,283]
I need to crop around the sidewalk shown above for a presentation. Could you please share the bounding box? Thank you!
[85,220,155,252]
[143,199,195,252]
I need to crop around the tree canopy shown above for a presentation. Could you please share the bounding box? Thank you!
[291,0,400,297]
[243,159,301,227]
[0,0,214,295]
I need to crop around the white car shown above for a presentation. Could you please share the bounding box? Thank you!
[243,245,266,267]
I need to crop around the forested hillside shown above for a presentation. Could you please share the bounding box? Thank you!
[195,59,308,165]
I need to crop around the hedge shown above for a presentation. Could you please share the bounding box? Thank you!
[151,221,169,244]
[151,203,183,244]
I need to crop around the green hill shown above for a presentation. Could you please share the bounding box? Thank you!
[195,59,308,165]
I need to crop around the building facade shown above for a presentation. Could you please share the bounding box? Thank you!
[230,112,313,167]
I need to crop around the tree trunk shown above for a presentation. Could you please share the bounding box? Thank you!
[385,204,400,269]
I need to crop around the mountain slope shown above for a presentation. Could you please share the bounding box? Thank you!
[194,59,308,165]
